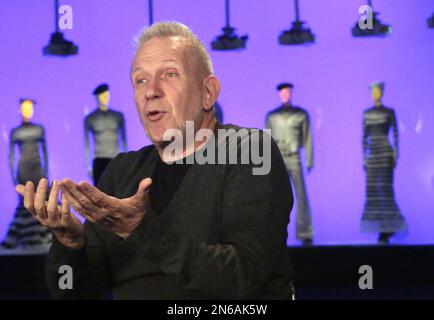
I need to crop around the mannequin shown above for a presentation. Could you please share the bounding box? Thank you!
[84,84,127,186]
[361,82,407,244]
[266,83,314,246]
[0,99,51,249]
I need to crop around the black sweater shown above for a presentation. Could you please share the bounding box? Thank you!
[46,124,294,299]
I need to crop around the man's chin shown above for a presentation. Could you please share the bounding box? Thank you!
[145,124,186,147]
[148,133,170,147]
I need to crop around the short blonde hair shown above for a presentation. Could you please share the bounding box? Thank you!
[134,21,214,76]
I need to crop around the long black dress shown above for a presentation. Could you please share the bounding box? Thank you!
[1,122,52,249]
[361,105,407,234]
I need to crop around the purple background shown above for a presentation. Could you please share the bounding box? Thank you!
[1,0,433,245]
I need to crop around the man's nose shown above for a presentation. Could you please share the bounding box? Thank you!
[145,79,163,100]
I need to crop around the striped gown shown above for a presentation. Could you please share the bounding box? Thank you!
[361,106,407,233]
[1,123,52,249]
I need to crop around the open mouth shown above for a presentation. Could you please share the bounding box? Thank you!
[146,110,166,122]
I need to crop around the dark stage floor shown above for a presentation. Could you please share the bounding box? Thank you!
[289,244,434,299]
[0,245,433,300]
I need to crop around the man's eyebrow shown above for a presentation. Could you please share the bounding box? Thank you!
[131,67,143,74]
[131,59,181,74]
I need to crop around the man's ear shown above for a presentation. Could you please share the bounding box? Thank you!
[202,76,221,111]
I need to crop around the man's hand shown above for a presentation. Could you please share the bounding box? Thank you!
[16,179,85,249]
[59,178,152,239]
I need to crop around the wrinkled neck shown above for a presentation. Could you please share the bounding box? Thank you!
[156,117,217,162]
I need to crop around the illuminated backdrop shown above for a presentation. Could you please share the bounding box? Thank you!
[1,0,433,245]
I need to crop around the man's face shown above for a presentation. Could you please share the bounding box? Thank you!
[131,36,204,144]
[279,88,292,104]
[97,91,110,106]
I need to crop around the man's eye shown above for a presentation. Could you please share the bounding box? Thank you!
[166,72,177,78]
[135,79,146,85]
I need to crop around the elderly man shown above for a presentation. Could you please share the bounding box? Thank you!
[16,22,294,299]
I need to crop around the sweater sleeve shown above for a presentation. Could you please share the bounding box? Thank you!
[45,159,117,299]
[45,222,111,299]
[177,130,293,298]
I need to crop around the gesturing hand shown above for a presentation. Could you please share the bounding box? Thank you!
[59,178,152,239]
[15,179,85,249]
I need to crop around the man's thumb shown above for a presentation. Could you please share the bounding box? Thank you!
[134,178,152,200]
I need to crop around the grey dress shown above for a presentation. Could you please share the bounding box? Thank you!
[1,122,52,249]
[361,105,407,233]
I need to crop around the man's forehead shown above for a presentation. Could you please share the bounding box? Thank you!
[133,37,192,66]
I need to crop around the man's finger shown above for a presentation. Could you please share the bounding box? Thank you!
[15,184,26,197]
[23,181,36,216]
[60,193,70,223]
[131,178,152,203]
[47,180,60,224]
[77,181,113,208]
[60,179,95,212]
[34,178,48,219]
[61,187,97,223]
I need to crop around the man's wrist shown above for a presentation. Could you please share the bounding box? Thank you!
[53,232,85,250]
